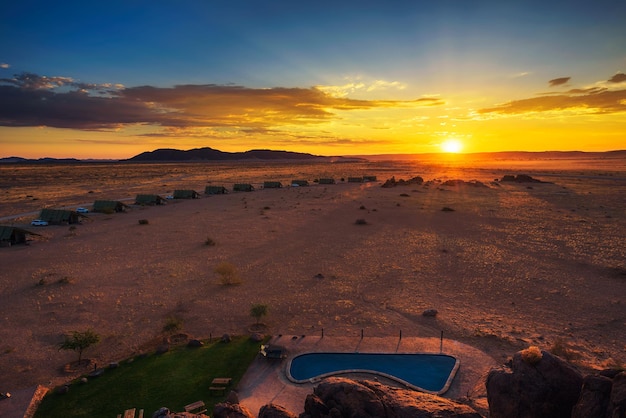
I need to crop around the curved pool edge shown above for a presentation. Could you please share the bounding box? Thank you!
[285,352,460,396]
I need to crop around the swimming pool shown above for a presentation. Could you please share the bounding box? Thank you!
[287,352,459,394]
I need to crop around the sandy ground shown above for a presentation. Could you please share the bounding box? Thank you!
[0,159,625,408]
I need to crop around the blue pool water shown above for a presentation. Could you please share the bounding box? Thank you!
[288,352,459,394]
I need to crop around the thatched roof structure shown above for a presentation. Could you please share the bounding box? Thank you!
[135,194,166,205]
[233,183,254,192]
[173,189,200,199]
[93,200,129,213]
[38,208,80,224]
[263,181,283,189]
[0,226,37,247]
[205,185,228,195]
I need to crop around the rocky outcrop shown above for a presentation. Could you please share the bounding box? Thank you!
[213,401,255,418]
[299,377,482,418]
[381,176,424,188]
[500,174,547,183]
[258,403,297,418]
[486,348,583,418]
[571,374,613,418]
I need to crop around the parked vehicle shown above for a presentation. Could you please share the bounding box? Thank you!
[76,207,89,213]
[31,219,49,226]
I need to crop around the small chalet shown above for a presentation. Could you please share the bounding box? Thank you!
[93,200,128,213]
[0,226,37,247]
[39,208,81,225]
[173,189,200,199]
[348,177,364,183]
[291,180,309,187]
[233,183,254,192]
[318,178,336,184]
[205,185,228,195]
[135,194,167,205]
[263,181,283,189]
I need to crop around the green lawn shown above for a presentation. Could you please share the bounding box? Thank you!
[35,336,266,418]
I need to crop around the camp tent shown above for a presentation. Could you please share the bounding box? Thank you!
[291,180,309,187]
[93,200,128,213]
[205,186,228,195]
[135,194,166,205]
[0,226,36,247]
[38,208,81,224]
[173,190,200,199]
[319,178,336,184]
[263,181,282,189]
[233,184,254,192]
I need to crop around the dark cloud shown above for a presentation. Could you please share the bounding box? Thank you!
[479,88,626,115]
[0,72,444,133]
[548,77,570,87]
[608,72,626,83]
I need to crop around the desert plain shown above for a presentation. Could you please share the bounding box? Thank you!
[0,155,625,397]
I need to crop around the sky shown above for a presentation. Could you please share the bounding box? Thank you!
[1,0,625,159]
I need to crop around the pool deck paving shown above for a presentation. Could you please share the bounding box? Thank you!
[237,335,498,416]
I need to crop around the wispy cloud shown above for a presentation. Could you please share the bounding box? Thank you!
[479,74,626,115]
[0,72,443,136]
[608,72,626,83]
[548,77,570,87]
[0,63,9,69]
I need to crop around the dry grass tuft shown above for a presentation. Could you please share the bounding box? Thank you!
[520,346,543,364]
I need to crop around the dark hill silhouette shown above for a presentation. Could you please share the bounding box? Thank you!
[124,147,351,162]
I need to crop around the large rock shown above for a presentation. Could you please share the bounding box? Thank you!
[609,371,626,418]
[301,377,482,418]
[486,348,583,418]
[213,402,254,418]
[571,374,612,418]
[258,403,297,418]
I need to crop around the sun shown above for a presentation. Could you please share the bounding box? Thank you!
[441,139,464,153]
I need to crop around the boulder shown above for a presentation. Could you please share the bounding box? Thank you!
[571,374,612,418]
[258,403,297,418]
[151,407,170,418]
[422,309,438,317]
[213,402,254,418]
[608,371,626,418]
[301,377,482,418]
[486,349,583,418]
[187,339,204,348]
[221,333,232,343]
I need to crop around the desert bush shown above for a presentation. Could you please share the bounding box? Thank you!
[57,276,73,285]
[163,316,183,333]
[138,219,149,225]
[214,262,242,285]
[204,237,216,246]
[59,329,100,364]
[441,207,455,212]
[399,193,409,197]
[520,345,543,364]
[549,338,577,361]
[250,304,268,324]
[359,205,366,210]
[36,278,47,286]
[355,218,368,225]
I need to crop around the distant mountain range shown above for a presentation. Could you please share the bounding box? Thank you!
[124,147,359,162]
[1,148,625,163]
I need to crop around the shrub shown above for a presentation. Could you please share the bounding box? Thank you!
[138,219,149,225]
[441,207,455,212]
[204,237,216,246]
[520,346,543,365]
[549,338,577,361]
[355,218,368,225]
[250,304,268,324]
[214,262,241,285]
[59,329,100,364]
[163,316,183,333]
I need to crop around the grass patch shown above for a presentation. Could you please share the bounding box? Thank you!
[35,335,266,418]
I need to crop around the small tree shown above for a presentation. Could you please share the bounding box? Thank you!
[250,303,268,325]
[214,261,241,285]
[59,329,100,364]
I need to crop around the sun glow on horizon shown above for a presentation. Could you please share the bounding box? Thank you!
[440,139,464,153]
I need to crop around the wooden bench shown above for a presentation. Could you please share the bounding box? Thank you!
[184,400,207,414]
